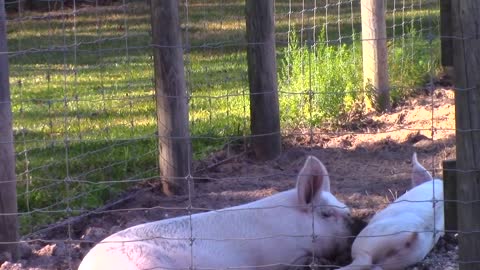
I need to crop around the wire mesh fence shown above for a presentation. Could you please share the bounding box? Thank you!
[0,0,463,269]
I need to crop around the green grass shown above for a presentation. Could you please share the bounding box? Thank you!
[279,28,363,126]
[278,26,440,126]
[7,0,440,234]
[389,27,441,104]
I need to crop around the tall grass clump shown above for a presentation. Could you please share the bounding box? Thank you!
[279,27,440,128]
[278,29,363,128]
[388,27,440,104]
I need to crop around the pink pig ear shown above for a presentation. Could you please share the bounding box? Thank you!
[296,156,331,205]
[411,153,433,187]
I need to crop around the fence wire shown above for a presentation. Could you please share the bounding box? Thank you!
[0,0,463,269]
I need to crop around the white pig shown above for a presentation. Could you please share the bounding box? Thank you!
[338,153,444,270]
[78,156,353,270]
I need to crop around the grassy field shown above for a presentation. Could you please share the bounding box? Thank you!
[6,0,440,233]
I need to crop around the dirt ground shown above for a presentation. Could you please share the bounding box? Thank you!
[1,86,457,270]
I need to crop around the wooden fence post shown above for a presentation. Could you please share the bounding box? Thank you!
[440,0,454,77]
[0,0,19,260]
[360,0,390,112]
[442,160,457,233]
[452,1,480,269]
[151,0,191,196]
[245,0,282,161]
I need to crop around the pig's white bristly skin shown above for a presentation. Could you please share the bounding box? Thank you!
[78,156,353,270]
[338,153,444,270]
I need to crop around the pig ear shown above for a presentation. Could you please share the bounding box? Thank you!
[411,152,433,187]
[296,156,331,205]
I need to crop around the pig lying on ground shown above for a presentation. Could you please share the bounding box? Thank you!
[338,153,444,270]
[78,156,354,270]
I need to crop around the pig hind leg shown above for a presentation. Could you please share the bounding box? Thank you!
[373,232,420,270]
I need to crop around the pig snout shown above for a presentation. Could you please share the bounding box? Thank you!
[319,212,368,268]
[335,216,367,264]
[348,217,368,240]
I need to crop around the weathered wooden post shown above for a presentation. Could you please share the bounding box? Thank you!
[442,160,457,233]
[452,1,480,269]
[151,0,191,195]
[440,0,453,76]
[360,0,390,112]
[0,0,19,260]
[245,0,282,160]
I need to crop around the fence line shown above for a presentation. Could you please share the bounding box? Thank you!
[0,0,19,259]
[0,0,466,269]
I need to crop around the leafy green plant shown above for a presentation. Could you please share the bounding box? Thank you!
[278,28,363,127]
[278,26,440,126]
[388,27,440,105]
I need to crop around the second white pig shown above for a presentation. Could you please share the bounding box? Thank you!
[338,153,444,270]
[78,156,353,270]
